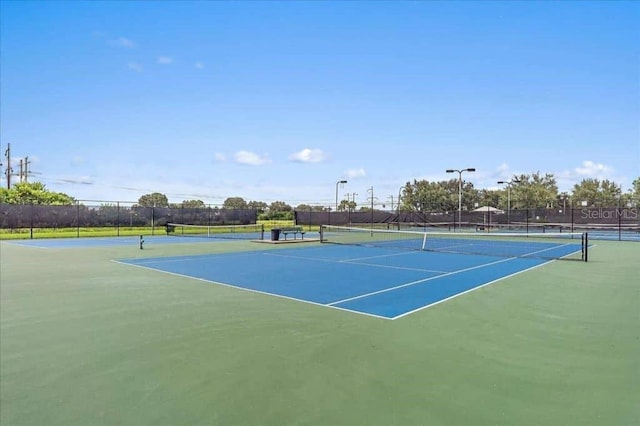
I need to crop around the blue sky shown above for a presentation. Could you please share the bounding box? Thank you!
[1,1,638,207]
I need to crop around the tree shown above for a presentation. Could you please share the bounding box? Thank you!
[460,181,480,212]
[295,204,327,212]
[439,179,479,212]
[180,200,206,208]
[478,189,502,209]
[401,179,479,213]
[248,201,268,214]
[264,201,294,220]
[0,182,75,205]
[338,199,357,211]
[223,197,248,210]
[571,179,622,207]
[268,201,292,212]
[599,180,623,207]
[511,173,558,209]
[403,180,450,212]
[137,192,169,207]
[627,177,640,207]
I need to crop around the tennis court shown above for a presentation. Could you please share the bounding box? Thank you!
[1,231,638,425]
[117,236,582,319]
[10,223,268,248]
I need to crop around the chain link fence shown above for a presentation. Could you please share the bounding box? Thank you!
[294,207,639,241]
[2,201,638,241]
[0,201,257,238]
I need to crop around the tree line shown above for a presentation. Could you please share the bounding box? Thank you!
[398,173,639,213]
[1,174,639,220]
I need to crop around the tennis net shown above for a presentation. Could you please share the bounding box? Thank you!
[166,223,264,240]
[320,225,588,261]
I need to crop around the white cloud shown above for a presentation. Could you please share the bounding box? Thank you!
[157,56,173,64]
[345,168,366,179]
[214,152,226,162]
[195,61,205,69]
[128,62,143,72]
[234,150,271,166]
[553,160,617,191]
[574,160,612,177]
[288,148,327,163]
[108,37,136,48]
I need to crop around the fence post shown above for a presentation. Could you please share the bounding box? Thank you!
[30,203,34,239]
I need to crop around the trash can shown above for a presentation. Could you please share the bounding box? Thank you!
[271,229,281,241]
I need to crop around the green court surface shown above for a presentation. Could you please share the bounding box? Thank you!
[1,239,638,425]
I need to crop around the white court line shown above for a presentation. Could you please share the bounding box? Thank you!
[428,241,582,259]
[390,245,586,319]
[4,241,52,249]
[341,250,420,262]
[392,260,552,320]
[261,251,448,274]
[521,242,580,258]
[327,256,518,306]
[113,244,589,321]
[124,251,263,265]
[111,259,391,321]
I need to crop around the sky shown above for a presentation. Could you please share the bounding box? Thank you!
[1,1,639,207]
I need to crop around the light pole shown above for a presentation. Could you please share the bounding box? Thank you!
[336,180,347,212]
[446,168,475,230]
[497,179,520,224]
[397,186,406,229]
[397,186,405,210]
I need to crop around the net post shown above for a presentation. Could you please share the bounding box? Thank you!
[319,225,325,243]
[583,232,588,262]
[421,233,428,251]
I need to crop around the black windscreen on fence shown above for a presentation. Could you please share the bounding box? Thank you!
[294,207,639,241]
[0,203,258,234]
[1,202,637,241]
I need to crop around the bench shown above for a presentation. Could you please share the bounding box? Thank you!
[280,226,306,240]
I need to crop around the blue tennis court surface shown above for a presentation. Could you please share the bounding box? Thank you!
[116,243,577,319]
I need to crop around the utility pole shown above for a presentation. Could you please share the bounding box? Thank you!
[367,186,377,228]
[24,156,31,183]
[4,143,11,189]
[367,187,376,209]
[388,195,395,211]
